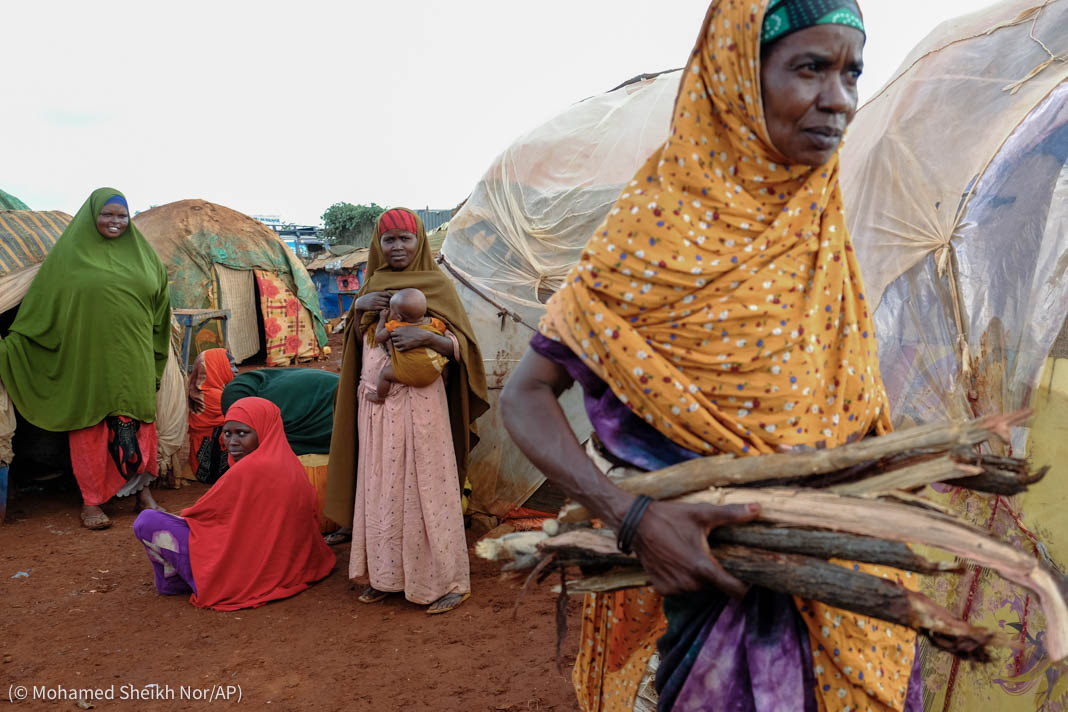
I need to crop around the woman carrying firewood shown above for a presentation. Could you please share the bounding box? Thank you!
[501,1,923,710]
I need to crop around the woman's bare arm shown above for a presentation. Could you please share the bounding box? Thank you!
[501,348,759,597]
[390,327,453,357]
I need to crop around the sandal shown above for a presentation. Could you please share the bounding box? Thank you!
[323,528,352,546]
[358,586,391,604]
[81,509,112,531]
[427,592,470,615]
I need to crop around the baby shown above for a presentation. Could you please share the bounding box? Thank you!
[372,288,449,401]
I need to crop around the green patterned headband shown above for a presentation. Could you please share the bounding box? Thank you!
[762,0,865,46]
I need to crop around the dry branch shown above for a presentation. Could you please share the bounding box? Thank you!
[710,524,963,574]
[560,410,1031,522]
[537,537,996,659]
[826,456,980,495]
[484,411,1060,664]
[944,465,1049,496]
[677,487,1068,661]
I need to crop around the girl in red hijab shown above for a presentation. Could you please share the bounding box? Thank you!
[133,397,335,610]
[186,348,237,482]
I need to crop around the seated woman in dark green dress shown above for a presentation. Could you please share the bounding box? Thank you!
[220,368,339,455]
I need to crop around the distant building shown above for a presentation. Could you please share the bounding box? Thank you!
[415,208,452,232]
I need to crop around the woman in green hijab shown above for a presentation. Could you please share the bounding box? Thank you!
[0,188,172,530]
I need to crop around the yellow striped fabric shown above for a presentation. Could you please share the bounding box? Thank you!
[0,210,72,276]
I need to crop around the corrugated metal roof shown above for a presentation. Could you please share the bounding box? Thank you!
[307,227,448,272]
[306,247,370,272]
[416,209,452,232]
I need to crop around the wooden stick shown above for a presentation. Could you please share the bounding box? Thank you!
[710,524,963,574]
[676,487,1068,661]
[711,545,998,661]
[553,545,998,660]
[874,491,957,515]
[561,410,1032,521]
[826,456,980,495]
[943,465,1049,496]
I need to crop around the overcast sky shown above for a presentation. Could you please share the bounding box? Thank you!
[4,0,991,225]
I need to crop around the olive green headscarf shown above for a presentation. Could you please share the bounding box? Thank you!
[0,187,171,431]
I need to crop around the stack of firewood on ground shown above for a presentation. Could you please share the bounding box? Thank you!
[478,410,1068,663]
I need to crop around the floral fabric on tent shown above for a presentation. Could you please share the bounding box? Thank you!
[255,270,320,366]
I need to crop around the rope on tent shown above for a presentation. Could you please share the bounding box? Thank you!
[1003,0,1066,95]
[437,253,537,333]
[936,242,972,382]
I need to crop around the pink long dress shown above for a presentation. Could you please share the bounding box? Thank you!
[349,339,470,603]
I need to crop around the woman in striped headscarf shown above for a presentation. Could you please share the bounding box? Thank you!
[323,208,488,615]
[502,1,921,710]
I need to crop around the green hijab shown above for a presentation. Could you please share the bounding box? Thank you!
[0,187,171,431]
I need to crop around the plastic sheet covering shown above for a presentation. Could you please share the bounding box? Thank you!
[154,345,188,475]
[442,70,679,515]
[842,0,1068,310]
[841,2,1068,708]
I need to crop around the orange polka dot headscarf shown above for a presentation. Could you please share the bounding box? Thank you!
[539,0,890,456]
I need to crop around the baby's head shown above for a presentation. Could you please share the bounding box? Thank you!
[389,288,428,322]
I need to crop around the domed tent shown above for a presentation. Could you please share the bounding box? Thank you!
[441,70,679,516]
[0,209,188,519]
[841,1,1068,708]
[0,190,29,211]
[134,200,326,368]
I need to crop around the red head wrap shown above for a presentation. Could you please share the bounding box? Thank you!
[377,208,419,236]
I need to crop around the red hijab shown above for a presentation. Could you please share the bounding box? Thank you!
[187,349,236,469]
[181,397,335,610]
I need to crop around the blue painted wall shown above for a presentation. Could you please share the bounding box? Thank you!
[312,265,365,319]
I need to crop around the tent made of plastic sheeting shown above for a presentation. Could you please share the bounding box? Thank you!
[840,1,1068,709]
[441,70,680,516]
[134,200,326,368]
[0,210,187,478]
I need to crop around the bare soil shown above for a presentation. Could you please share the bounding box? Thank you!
[0,335,581,711]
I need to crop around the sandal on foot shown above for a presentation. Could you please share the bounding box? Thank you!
[323,528,352,545]
[81,510,112,530]
[427,592,470,615]
[358,586,391,604]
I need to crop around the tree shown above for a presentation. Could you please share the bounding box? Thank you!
[321,202,385,247]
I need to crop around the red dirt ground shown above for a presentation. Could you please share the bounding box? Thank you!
[0,334,582,711]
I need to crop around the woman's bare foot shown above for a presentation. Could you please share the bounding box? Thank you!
[136,487,167,513]
[80,505,111,530]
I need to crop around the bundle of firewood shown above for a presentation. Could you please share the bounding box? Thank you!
[478,410,1068,663]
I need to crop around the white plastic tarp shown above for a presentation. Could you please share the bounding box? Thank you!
[443,71,681,515]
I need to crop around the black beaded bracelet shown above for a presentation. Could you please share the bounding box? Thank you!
[616,495,653,555]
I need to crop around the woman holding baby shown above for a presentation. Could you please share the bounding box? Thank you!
[323,208,488,614]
